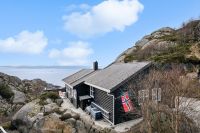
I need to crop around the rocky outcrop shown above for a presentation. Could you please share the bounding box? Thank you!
[0,72,60,124]
[115,27,176,63]
[115,20,200,64]
[11,101,42,131]
[10,99,118,133]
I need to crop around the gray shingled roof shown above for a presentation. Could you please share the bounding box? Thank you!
[85,62,151,92]
[63,69,95,87]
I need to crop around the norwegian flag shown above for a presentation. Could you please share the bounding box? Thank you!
[121,92,134,112]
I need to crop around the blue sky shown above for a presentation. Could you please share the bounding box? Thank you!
[0,0,200,67]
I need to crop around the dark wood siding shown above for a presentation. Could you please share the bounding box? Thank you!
[75,84,90,108]
[92,88,114,123]
[76,84,90,96]
[114,66,151,124]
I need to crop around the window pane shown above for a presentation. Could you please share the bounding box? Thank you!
[152,88,157,101]
[157,88,161,101]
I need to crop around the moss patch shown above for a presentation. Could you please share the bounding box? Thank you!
[0,84,14,101]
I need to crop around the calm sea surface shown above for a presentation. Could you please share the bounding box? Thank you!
[0,66,83,87]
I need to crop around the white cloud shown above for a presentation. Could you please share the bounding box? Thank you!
[49,41,93,66]
[65,4,90,12]
[0,30,48,54]
[63,0,144,38]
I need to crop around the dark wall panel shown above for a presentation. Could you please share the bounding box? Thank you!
[93,88,114,123]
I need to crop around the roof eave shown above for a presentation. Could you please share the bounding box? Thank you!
[64,82,73,89]
[84,82,110,93]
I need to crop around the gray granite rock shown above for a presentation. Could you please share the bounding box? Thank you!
[12,101,36,131]
[76,120,87,133]
[43,103,58,114]
[71,113,80,120]
[55,98,63,106]
[45,98,53,104]
[12,89,26,104]
[65,118,76,127]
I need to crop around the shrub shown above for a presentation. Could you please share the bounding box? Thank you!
[159,34,179,42]
[2,121,12,130]
[39,92,59,105]
[0,84,14,100]
[39,92,59,101]
[150,44,192,64]
[124,54,137,63]
[38,100,48,106]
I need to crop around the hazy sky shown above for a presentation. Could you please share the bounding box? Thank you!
[0,0,200,67]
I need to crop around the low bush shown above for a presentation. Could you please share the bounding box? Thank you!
[124,54,137,63]
[159,34,179,42]
[38,100,48,106]
[39,92,59,105]
[39,92,59,101]
[0,84,14,100]
[2,121,12,130]
[151,44,192,64]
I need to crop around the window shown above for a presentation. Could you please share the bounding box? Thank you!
[138,89,149,104]
[90,86,94,98]
[152,88,161,102]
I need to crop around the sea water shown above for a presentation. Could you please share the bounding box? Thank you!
[0,66,83,87]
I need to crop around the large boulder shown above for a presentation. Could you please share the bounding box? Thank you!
[12,89,26,104]
[33,113,45,129]
[43,103,59,114]
[65,118,76,127]
[11,101,42,132]
[82,116,94,132]
[8,76,22,87]
[71,113,80,120]
[76,120,87,133]
[56,98,63,106]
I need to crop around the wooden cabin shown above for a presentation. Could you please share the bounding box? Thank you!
[63,61,152,125]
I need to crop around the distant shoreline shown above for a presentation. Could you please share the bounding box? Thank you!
[0,67,82,86]
[0,66,87,69]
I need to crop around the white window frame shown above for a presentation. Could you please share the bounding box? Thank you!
[138,89,149,104]
[90,86,94,98]
[152,88,161,102]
